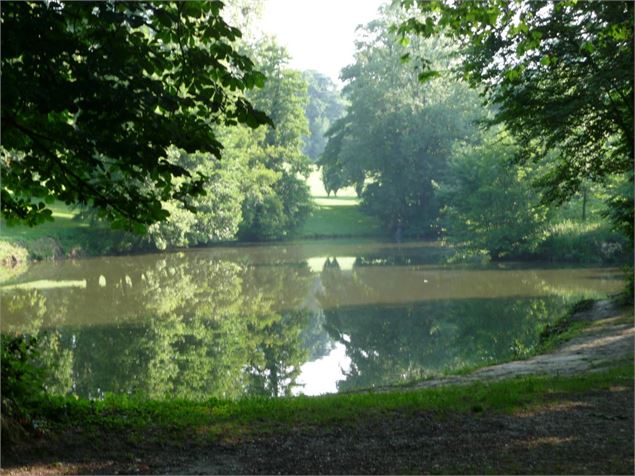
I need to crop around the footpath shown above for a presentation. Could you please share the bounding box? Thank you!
[407,300,634,390]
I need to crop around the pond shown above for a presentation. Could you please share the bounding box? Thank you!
[0,239,623,399]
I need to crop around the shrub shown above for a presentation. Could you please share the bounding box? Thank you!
[1,334,46,419]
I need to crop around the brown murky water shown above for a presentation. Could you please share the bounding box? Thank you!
[0,240,623,399]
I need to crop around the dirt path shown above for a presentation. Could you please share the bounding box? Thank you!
[3,386,632,475]
[405,300,634,390]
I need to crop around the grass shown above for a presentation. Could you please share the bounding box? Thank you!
[298,195,384,239]
[0,203,133,263]
[0,203,88,243]
[536,214,630,264]
[38,363,633,439]
[297,168,384,239]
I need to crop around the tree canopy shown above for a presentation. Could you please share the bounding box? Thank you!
[302,70,345,162]
[1,1,271,230]
[398,0,633,237]
[320,15,483,234]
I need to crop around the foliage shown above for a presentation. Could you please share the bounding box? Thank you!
[320,15,484,235]
[145,148,245,250]
[239,173,312,241]
[235,40,313,240]
[398,0,634,240]
[1,1,271,230]
[302,70,346,162]
[89,36,314,247]
[536,220,629,264]
[440,132,550,259]
[1,334,46,417]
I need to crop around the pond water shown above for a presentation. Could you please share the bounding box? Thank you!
[0,239,623,399]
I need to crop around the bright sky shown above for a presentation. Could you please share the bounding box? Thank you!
[261,0,386,85]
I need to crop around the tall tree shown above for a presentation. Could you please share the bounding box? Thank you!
[1,1,270,230]
[236,39,313,240]
[398,0,634,241]
[321,16,483,235]
[302,70,346,162]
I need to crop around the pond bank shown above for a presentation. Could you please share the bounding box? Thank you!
[2,299,632,475]
[398,299,634,390]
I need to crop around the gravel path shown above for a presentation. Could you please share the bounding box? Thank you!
[408,300,634,390]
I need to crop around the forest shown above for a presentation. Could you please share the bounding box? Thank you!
[0,1,633,474]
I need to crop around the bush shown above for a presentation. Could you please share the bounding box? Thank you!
[1,334,46,419]
[440,135,550,259]
[536,220,630,263]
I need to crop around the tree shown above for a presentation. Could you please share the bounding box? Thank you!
[320,15,483,235]
[236,40,313,240]
[398,0,634,241]
[1,1,270,230]
[302,70,345,162]
[145,148,245,250]
[440,132,550,259]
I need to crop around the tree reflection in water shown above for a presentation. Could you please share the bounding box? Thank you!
[0,242,622,398]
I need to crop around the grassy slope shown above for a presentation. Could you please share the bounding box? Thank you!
[298,196,384,238]
[297,169,384,239]
[0,203,129,263]
[40,363,632,436]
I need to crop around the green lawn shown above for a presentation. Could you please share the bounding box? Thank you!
[0,203,87,244]
[0,203,128,263]
[298,195,384,238]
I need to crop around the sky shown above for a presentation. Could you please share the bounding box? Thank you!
[260,0,386,85]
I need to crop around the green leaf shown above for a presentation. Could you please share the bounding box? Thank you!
[418,70,441,83]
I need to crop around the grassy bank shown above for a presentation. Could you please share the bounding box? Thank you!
[2,296,632,473]
[0,203,132,267]
[35,363,634,432]
[3,364,632,474]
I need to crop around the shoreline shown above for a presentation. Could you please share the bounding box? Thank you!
[2,297,633,475]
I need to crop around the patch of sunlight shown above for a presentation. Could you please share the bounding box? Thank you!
[314,197,360,207]
[519,400,592,417]
[307,256,328,273]
[1,279,87,291]
[52,210,76,219]
[522,436,576,449]
[335,256,356,271]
